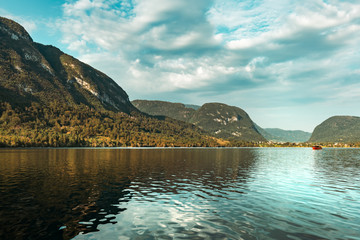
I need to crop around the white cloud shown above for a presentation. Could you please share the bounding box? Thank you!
[224,0,360,53]
[56,0,360,130]
[59,0,219,52]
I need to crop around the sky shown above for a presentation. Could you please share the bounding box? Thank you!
[1,0,360,132]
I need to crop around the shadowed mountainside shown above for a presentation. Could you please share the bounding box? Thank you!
[0,16,134,113]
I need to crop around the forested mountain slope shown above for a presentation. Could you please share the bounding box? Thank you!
[0,17,134,113]
[309,116,360,143]
[132,100,265,142]
[0,17,227,147]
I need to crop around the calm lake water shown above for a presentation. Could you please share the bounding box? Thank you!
[0,148,359,240]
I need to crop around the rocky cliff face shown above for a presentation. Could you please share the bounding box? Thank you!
[0,17,135,113]
[132,100,265,141]
[189,103,265,141]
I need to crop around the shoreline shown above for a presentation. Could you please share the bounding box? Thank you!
[0,146,359,149]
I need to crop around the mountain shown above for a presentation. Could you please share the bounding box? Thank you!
[309,116,360,143]
[190,103,265,141]
[0,17,134,113]
[132,100,265,142]
[184,104,201,110]
[254,123,273,140]
[132,100,195,122]
[263,128,311,143]
[254,124,311,143]
[0,17,227,147]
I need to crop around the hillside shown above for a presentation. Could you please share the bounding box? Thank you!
[0,17,134,113]
[254,124,273,141]
[132,100,195,122]
[132,100,265,142]
[0,17,227,147]
[0,102,227,147]
[309,116,360,143]
[264,128,311,143]
[190,103,265,141]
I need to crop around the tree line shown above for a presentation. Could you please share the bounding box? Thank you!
[0,101,226,147]
[2,101,358,148]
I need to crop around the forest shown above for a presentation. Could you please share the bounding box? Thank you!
[0,101,228,147]
[1,101,359,148]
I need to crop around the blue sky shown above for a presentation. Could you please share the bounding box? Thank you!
[1,0,360,132]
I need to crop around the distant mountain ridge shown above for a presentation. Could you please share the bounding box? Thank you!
[262,128,311,143]
[132,100,265,141]
[254,124,311,143]
[0,17,134,113]
[309,116,360,143]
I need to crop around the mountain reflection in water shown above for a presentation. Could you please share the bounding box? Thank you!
[0,148,359,240]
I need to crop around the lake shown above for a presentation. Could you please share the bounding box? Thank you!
[0,148,359,239]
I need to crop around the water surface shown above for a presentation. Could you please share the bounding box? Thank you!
[0,148,359,239]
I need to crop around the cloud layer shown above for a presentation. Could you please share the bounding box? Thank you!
[56,0,360,131]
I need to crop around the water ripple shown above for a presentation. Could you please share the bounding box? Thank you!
[1,148,360,239]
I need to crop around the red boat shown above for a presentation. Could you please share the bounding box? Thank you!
[312,145,322,150]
